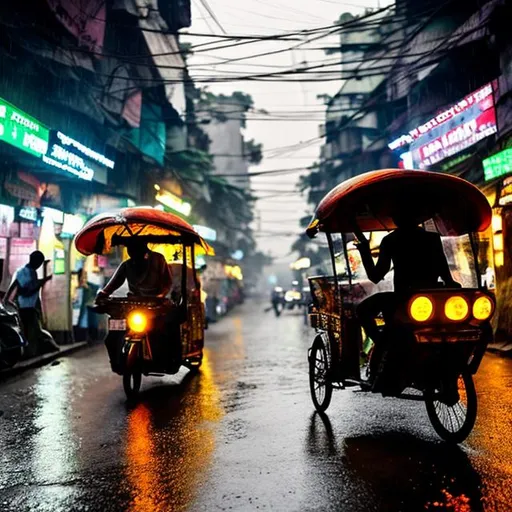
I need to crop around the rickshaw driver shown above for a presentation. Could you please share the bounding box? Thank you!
[96,242,172,299]
[96,242,182,369]
[353,208,461,379]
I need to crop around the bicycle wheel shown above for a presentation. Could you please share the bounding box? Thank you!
[309,337,333,413]
[424,370,477,443]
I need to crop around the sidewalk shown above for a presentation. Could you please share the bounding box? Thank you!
[0,341,89,380]
[487,341,512,357]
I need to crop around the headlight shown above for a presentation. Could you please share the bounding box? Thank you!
[444,296,469,321]
[127,311,148,333]
[409,296,434,322]
[473,296,493,321]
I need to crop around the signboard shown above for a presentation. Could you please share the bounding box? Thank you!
[389,83,496,150]
[193,224,217,241]
[43,130,114,182]
[411,106,496,168]
[499,176,512,206]
[0,97,49,157]
[15,206,38,223]
[155,186,191,217]
[483,148,512,181]
[53,248,66,275]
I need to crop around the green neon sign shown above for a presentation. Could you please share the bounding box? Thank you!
[483,148,512,181]
[0,97,49,157]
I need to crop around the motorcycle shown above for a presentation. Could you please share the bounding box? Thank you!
[0,302,26,370]
[74,207,213,399]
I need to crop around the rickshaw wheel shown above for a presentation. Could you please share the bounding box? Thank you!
[309,337,333,413]
[123,370,142,399]
[424,370,477,443]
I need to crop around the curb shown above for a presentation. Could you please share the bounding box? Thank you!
[0,341,89,380]
[487,342,512,358]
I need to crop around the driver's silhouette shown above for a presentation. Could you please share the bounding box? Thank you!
[354,209,460,375]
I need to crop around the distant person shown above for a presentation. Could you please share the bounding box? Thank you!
[3,251,59,357]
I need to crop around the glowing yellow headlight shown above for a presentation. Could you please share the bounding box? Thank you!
[473,296,493,321]
[127,311,148,333]
[409,296,433,322]
[444,296,469,321]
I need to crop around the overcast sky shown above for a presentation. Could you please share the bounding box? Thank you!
[183,0,394,262]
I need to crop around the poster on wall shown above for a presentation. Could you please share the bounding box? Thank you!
[9,238,36,275]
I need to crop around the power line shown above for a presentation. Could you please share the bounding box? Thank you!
[197,0,228,34]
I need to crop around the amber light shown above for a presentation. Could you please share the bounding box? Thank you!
[444,296,469,321]
[127,311,148,333]
[473,296,493,321]
[409,296,434,322]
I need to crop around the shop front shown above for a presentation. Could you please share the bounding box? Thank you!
[0,94,117,343]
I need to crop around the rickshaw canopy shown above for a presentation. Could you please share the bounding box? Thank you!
[306,169,492,237]
[74,207,214,256]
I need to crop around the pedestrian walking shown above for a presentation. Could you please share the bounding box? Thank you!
[3,250,59,357]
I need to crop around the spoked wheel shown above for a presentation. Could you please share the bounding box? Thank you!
[309,337,333,413]
[123,369,142,400]
[424,370,477,443]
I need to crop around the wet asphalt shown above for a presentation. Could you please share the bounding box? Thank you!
[0,300,511,512]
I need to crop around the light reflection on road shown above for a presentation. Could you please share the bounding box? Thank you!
[32,361,77,502]
[124,349,223,512]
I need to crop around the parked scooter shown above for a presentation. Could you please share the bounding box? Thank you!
[0,302,26,370]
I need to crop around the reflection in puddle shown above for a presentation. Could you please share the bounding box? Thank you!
[305,412,483,511]
[471,355,512,510]
[32,363,77,499]
[125,349,223,512]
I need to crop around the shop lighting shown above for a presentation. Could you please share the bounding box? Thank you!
[193,224,217,241]
[62,214,85,236]
[41,207,64,224]
[290,257,311,270]
[155,189,191,217]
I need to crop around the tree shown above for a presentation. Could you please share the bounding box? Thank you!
[244,139,263,165]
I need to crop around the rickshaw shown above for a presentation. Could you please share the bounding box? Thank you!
[74,207,214,399]
[306,169,496,443]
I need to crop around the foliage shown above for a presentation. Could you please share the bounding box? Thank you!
[244,139,263,165]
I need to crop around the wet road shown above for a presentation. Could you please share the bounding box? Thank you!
[1,300,512,512]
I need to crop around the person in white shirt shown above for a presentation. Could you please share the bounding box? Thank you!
[3,251,59,357]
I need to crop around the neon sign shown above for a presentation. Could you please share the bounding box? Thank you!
[44,131,114,181]
[55,131,114,169]
[388,83,495,150]
[0,97,49,157]
[483,148,512,181]
[411,108,496,168]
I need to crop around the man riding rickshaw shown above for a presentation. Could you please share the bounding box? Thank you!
[74,207,213,399]
[306,169,496,443]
